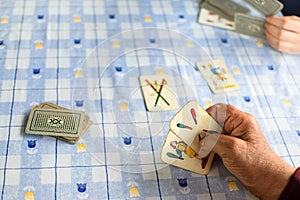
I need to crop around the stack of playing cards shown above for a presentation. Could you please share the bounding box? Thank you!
[198,0,283,39]
[161,100,222,175]
[25,102,92,144]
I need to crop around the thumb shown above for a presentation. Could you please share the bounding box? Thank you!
[200,134,243,159]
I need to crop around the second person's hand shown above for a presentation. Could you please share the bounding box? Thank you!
[265,15,300,54]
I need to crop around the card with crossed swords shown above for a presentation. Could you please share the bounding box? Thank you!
[139,74,179,112]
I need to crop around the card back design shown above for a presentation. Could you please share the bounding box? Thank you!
[235,13,266,39]
[25,108,85,137]
[243,0,283,16]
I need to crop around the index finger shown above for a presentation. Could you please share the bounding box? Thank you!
[266,16,300,33]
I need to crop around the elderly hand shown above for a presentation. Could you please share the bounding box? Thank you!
[204,103,296,200]
[265,15,300,54]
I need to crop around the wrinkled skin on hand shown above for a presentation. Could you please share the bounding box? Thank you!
[204,104,296,200]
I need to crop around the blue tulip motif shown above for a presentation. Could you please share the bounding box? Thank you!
[243,96,251,102]
[177,178,190,194]
[77,183,88,199]
[27,140,37,148]
[77,183,87,193]
[123,137,134,151]
[75,100,84,107]
[27,140,38,154]
[267,65,274,71]
[123,137,132,145]
[177,178,187,188]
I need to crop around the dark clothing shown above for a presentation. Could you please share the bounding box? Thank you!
[279,167,300,200]
[280,0,300,16]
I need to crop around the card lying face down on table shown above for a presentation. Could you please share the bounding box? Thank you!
[25,102,92,144]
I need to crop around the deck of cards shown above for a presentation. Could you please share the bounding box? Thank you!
[25,102,92,144]
[161,100,222,175]
[198,0,283,39]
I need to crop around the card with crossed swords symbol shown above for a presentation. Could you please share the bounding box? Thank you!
[139,74,179,112]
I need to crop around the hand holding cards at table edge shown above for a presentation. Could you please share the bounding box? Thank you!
[203,103,298,200]
[265,15,300,54]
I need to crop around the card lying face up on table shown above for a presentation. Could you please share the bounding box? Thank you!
[139,74,179,112]
[161,100,223,175]
[196,58,240,94]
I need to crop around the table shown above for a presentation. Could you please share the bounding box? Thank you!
[1,0,300,199]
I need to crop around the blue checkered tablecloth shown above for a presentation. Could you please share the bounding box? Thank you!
[1,0,300,199]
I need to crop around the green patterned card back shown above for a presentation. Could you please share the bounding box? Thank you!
[25,108,85,137]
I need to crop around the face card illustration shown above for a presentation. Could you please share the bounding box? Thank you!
[139,74,178,112]
[160,130,215,175]
[169,100,222,152]
[198,8,235,30]
[196,58,240,94]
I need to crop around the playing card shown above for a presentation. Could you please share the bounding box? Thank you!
[235,13,266,39]
[161,130,215,175]
[198,8,235,30]
[243,0,283,16]
[39,102,92,133]
[201,0,250,21]
[139,74,178,112]
[38,102,67,110]
[196,58,240,93]
[25,108,85,137]
[55,136,80,144]
[169,100,222,152]
[201,1,233,21]
[63,118,93,138]
[209,0,250,17]
[36,102,93,143]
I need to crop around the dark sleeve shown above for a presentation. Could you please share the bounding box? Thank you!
[279,167,300,200]
[280,0,300,16]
